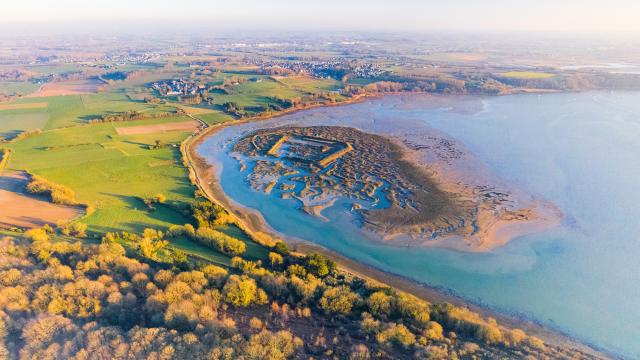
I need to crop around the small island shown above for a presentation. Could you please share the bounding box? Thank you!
[232,126,558,251]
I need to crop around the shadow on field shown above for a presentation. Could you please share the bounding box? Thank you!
[100,192,146,210]
[0,130,22,141]
[89,224,122,234]
[122,140,151,148]
[98,192,192,231]
[165,176,195,198]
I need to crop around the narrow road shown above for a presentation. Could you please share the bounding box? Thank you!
[184,113,209,130]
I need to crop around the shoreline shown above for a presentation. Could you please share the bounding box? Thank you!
[183,94,610,359]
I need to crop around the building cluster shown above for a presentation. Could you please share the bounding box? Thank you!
[104,52,161,65]
[0,70,29,81]
[256,58,387,79]
[152,78,207,97]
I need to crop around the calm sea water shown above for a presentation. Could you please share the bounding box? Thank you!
[199,92,640,357]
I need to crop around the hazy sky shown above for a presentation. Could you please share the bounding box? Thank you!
[3,0,640,34]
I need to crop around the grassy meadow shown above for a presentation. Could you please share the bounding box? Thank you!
[7,117,195,232]
[0,81,41,96]
[0,91,177,132]
[207,76,302,109]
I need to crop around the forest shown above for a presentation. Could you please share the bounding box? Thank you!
[0,219,597,359]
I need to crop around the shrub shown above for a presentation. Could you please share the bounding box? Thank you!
[101,231,138,244]
[242,330,302,360]
[59,222,87,237]
[289,274,321,302]
[504,328,527,347]
[93,110,182,123]
[252,232,277,247]
[249,317,263,330]
[167,224,196,238]
[192,200,234,227]
[195,227,246,256]
[11,128,41,141]
[286,264,307,277]
[259,274,289,299]
[26,175,76,205]
[201,265,228,287]
[268,252,284,267]
[25,228,49,243]
[273,241,289,255]
[303,253,335,277]
[525,335,546,350]
[367,291,393,318]
[376,323,416,349]
[136,229,169,261]
[349,344,371,360]
[394,293,430,328]
[0,149,10,171]
[222,275,268,307]
[431,304,504,345]
[360,312,382,335]
[422,321,444,341]
[164,300,198,331]
[169,248,189,267]
[319,286,360,315]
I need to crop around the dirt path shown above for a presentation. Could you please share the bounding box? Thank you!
[0,171,83,229]
[26,79,102,97]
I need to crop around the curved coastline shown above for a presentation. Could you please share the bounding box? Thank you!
[184,94,609,358]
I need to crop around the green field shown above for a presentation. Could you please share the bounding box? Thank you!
[1,68,347,265]
[276,76,342,92]
[7,118,194,232]
[0,111,49,139]
[1,91,176,130]
[25,63,86,75]
[346,77,380,85]
[196,111,234,125]
[210,77,303,108]
[0,81,41,95]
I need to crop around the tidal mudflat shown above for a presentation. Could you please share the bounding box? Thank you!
[199,92,640,357]
[232,125,557,252]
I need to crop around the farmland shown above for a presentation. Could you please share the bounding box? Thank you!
[0,81,41,96]
[500,71,556,79]
[3,112,268,265]
[0,170,83,228]
[0,67,346,266]
[0,92,175,130]
[26,79,104,97]
[6,117,196,232]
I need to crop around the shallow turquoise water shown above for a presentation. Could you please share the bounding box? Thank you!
[199,92,640,357]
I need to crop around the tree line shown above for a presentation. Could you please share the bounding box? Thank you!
[89,109,186,124]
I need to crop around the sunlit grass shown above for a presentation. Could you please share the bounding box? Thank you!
[500,71,555,79]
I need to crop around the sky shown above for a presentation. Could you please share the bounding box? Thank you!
[2,0,640,34]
